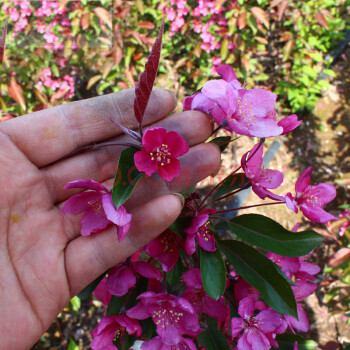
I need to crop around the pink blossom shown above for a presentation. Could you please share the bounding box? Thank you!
[231,297,284,350]
[93,277,112,306]
[106,261,161,296]
[141,336,197,350]
[61,179,132,241]
[134,127,189,182]
[144,229,183,272]
[285,167,336,223]
[184,208,216,255]
[126,292,201,345]
[242,143,284,201]
[277,113,302,135]
[184,65,284,138]
[234,279,260,302]
[91,315,141,350]
[181,268,228,322]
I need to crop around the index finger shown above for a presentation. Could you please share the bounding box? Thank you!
[0,87,176,167]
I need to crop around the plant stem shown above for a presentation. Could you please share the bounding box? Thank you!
[215,201,284,215]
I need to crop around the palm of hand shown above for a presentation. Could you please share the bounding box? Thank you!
[0,88,219,349]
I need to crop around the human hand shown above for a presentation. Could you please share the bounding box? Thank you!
[0,88,220,349]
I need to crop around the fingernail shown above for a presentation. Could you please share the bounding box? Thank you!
[172,192,185,209]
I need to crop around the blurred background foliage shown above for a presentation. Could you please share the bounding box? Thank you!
[0,0,350,120]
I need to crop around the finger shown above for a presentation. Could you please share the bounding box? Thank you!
[65,194,183,296]
[0,88,176,167]
[60,143,221,240]
[43,111,212,204]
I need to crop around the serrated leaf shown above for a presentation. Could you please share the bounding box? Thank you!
[200,246,226,300]
[217,214,323,257]
[219,240,297,317]
[112,147,144,209]
[209,136,232,152]
[134,20,164,127]
[78,271,107,299]
[213,173,250,199]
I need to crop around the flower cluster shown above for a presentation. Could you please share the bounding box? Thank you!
[36,67,75,99]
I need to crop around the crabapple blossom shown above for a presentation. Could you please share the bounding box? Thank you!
[126,292,201,346]
[241,143,284,201]
[184,208,216,255]
[91,315,142,350]
[134,127,189,182]
[285,167,337,223]
[61,179,131,241]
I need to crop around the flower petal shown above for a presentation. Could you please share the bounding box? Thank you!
[165,131,189,158]
[132,261,162,280]
[238,297,255,320]
[295,167,312,194]
[102,193,132,226]
[300,204,337,223]
[278,114,302,135]
[253,169,283,189]
[61,192,101,215]
[231,317,244,338]
[64,179,107,192]
[134,148,159,176]
[81,206,110,236]
[142,127,166,152]
[157,158,181,181]
[285,193,298,213]
[106,265,136,296]
[197,230,216,252]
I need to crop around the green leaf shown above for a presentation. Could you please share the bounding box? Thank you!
[69,296,81,314]
[67,338,79,350]
[209,136,232,152]
[213,173,250,199]
[276,333,318,349]
[219,240,297,317]
[166,258,184,285]
[112,147,144,209]
[217,214,323,257]
[107,295,127,316]
[200,246,226,300]
[198,328,230,350]
[78,271,107,299]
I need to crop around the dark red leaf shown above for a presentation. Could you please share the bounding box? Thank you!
[138,21,155,30]
[0,18,8,64]
[328,248,350,267]
[278,1,289,20]
[134,20,164,129]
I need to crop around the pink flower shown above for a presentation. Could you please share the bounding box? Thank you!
[285,167,336,223]
[181,268,228,322]
[106,261,161,296]
[61,179,132,241]
[277,113,302,135]
[91,315,141,350]
[231,297,284,350]
[93,277,112,306]
[134,127,189,182]
[241,143,284,201]
[184,65,283,138]
[126,292,201,345]
[234,279,260,302]
[284,280,317,332]
[144,229,183,272]
[141,336,197,350]
[184,208,216,255]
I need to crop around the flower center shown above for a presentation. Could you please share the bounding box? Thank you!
[150,144,172,166]
[88,199,103,214]
[152,307,184,327]
[198,220,211,241]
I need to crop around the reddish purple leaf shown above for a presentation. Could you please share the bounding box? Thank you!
[134,20,164,130]
[0,18,8,64]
